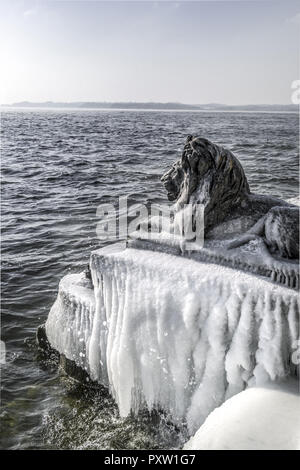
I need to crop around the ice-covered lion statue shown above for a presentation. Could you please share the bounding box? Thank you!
[161,136,299,260]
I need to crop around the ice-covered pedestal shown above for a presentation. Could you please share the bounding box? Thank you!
[45,242,299,434]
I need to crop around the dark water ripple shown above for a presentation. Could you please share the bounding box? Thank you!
[0,109,298,449]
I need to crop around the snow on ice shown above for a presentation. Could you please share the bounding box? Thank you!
[184,384,300,450]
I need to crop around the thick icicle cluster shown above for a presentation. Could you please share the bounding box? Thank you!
[45,245,299,434]
[46,273,95,371]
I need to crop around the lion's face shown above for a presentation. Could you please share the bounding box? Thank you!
[161,136,250,230]
[161,136,217,204]
[161,161,184,201]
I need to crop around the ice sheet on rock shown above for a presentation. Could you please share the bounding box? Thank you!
[86,246,299,433]
[129,232,299,290]
[183,385,300,450]
[45,273,95,373]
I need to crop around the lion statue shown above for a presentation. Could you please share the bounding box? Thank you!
[161,136,299,260]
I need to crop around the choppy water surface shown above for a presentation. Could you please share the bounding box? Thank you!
[1,109,298,449]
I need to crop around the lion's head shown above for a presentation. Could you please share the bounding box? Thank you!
[161,136,250,231]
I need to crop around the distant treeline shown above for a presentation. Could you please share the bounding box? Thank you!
[2,101,298,112]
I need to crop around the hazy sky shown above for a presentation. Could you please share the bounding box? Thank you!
[0,0,299,105]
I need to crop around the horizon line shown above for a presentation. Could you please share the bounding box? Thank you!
[1,100,297,108]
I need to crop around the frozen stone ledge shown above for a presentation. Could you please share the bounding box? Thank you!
[45,242,299,435]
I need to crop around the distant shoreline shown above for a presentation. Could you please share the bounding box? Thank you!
[1,101,298,114]
[0,106,298,115]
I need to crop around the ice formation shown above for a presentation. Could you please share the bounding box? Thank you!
[46,273,95,371]
[184,385,300,450]
[46,243,299,435]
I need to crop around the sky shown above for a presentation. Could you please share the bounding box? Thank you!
[0,0,299,105]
